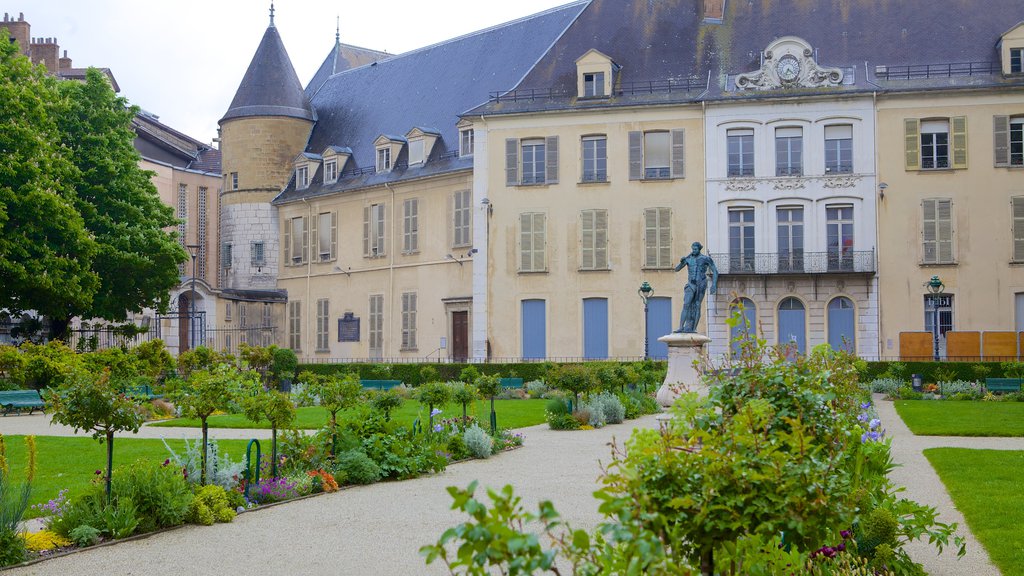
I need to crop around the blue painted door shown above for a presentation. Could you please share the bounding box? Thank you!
[521,299,546,360]
[778,297,806,355]
[646,297,672,359]
[730,298,756,356]
[828,297,856,352]
[583,298,609,359]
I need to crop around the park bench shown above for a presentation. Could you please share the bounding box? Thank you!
[121,384,163,400]
[984,378,1023,394]
[0,389,46,415]
[360,379,403,391]
[499,377,524,389]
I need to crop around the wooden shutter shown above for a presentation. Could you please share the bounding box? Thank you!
[376,204,386,256]
[644,208,658,267]
[594,209,608,269]
[581,210,595,269]
[595,71,605,96]
[545,136,559,184]
[1015,197,1024,262]
[936,199,953,263]
[904,119,920,170]
[951,116,968,169]
[658,208,671,267]
[520,213,533,271]
[362,206,370,257]
[994,116,1010,167]
[310,212,319,260]
[410,199,418,252]
[301,216,309,263]
[330,211,337,259]
[505,139,519,186]
[922,199,937,263]
[670,129,685,178]
[284,218,292,267]
[534,213,546,271]
[628,131,643,180]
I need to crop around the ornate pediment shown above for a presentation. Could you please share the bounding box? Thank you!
[735,36,843,91]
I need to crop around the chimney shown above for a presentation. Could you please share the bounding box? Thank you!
[703,0,726,22]
[4,12,30,56]
[30,35,59,73]
[59,49,72,71]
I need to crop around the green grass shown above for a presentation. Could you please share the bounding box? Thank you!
[1,436,250,518]
[151,399,549,430]
[925,448,1024,574]
[894,400,1024,436]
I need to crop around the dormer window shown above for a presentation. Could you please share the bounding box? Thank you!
[584,72,605,97]
[575,49,616,99]
[296,165,309,189]
[320,146,351,183]
[402,128,439,168]
[460,128,474,157]
[377,147,392,172]
[1000,23,1024,74]
[1012,48,1023,73]
[324,159,338,183]
[293,153,321,190]
[408,139,425,165]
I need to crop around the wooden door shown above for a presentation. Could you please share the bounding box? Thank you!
[452,311,469,361]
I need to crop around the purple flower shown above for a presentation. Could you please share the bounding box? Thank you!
[860,402,872,409]
[162,458,171,467]
[837,543,846,552]
[433,424,443,432]
[857,413,869,422]
[430,408,442,417]
[869,418,881,430]
[840,529,851,539]
[94,469,102,475]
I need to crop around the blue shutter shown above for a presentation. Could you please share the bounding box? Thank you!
[646,297,672,359]
[521,299,546,360]
[778,298,806,355]
[729,298,756,357]
[583,298,609,359]
[827,297,856,353]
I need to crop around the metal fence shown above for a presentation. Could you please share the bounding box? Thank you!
[709,250,876,275]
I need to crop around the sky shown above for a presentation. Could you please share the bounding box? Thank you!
[3,0,571,143]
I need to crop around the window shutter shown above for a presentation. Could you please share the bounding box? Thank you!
[658,208,671,267]
[581,210,595,269]
[330,211,337,259]
[403,200,411,252]
[363,206,370,257]
[377,204,386,256]
[301,216,309,263]
[310,212,319,260]
[670,129,685,178]
[937,199,953,263]
[520,213,532,271]
[505,139,519,186]
[595,72,605,96]
[401,293,409,349]
[994,116,1010,167]
[545,136,559,184]
[410,199,418,252]
[904,119,920,170]
[284,218,292,267]
[1014,197,1024,261]
[595,209,608,269]
[535,213,546,271]
[922,199,937,263]
[628,131,643,180]
[410,293,417,348]
[951,116,968,169]
[644,208,657,267]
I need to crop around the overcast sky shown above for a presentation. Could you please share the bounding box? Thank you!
[3,0,569,143]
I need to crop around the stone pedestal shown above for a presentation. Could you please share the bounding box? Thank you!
[655,332,712,407]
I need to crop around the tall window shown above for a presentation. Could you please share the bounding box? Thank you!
[408,139,425,165]
[403,199,419,253]
[827,297,856,353]
[364,203,385,257]
[401,292,417,350]
[520,212,546,272]
[317,211,335,261]
[177,184,187,274]
[290,216,307,264]
[324,159,338,183]
[778,297,806,356]
[453,190,471,248]
[727,129,754,177]
[728,208,755,271]
[643,131,671,179]
[222,243,232,270]
[644,207,672,268]
[1013,197,1024,262]
[581,135,607,182]
[776,207,804,272]
[824,125,853,174]
[230,172,238,190]
[225,301,233,323]
[288,301,301,352]
[583,72,605,97]
[376,147,391,172]
[262,302,272,328]
[521,139,546,184]
[316,299,329,352]
[197,187,207,280]
[775,127,803,176]
[1012,118,1024,166]
[239,303,248,329]
[296,165,309,189]
[922,199,953,264]
[920,120,950,169]
[1012,48,1023,73]
[827,205,854,271]
[460,129,474,157]
[250,241,265,266]
[629,130,684,180]
[368,294,384,359]
[580,209,609,270]
[506,137,558,186]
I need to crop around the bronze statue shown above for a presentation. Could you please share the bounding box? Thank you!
[674,242,718,333]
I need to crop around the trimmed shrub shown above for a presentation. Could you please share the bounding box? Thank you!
[588,393,625,425]
[335,450,382,485]
[526,380,548,398]
[187,485,235,526]
[463,425,494,459]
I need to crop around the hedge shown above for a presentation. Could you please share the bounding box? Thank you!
[861,361,1022,382]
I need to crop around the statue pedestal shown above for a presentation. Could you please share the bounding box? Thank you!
[655,333,712,407]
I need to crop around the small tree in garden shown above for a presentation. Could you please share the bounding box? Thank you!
[177,346,231,379]
[130,339,174,380]
[301,371,362,456]
[47,370,144,500]
[369,389,403,421]
[449,381,478,427]
[417,381,451,430]
[475,373,502,434]
[170,364,259,484]
[459,366,481,386]
[243,389,296,477]
[419,365,440,386]
[270,347,298,387]
[550,364,595,408]
[239,343,275,383]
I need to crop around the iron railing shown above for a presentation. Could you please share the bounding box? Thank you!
[489,78,705,103]
[875,61,1001,80]
[709,250,876,275]
[298,355,656,364]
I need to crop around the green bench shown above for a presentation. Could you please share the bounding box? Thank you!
[499,377,524,389]
[0,390,46,415]
[121,384,163,400]
[360,379,403,391]
[985,378,1023,394]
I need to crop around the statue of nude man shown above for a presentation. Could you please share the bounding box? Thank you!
[673,242,719,333]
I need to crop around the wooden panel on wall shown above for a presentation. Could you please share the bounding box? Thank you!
[984,332,1019,360]
[899,332,934,361]
[947,331,981,361]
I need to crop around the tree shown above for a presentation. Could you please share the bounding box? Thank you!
[475,374,502,434]
[243,389,296,477]
[300,371,361,455]
[449,381,478,427]
[417,381,451,430]
[46,370,144,501]
[549,364,595,409]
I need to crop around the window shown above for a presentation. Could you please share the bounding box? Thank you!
[521,299,546,360]
[403,199,419,253]
[250,241,265,266]
[644,207,672,268]
[1013,197,1024,261]
[922,199,953,264]
[728,208,755,271]
[453,190,471,248]
[225,301,233,323]
[996,116,1024,167]
[582,298,608,359]
[777,207,804,272]
[580,209,609,270]
[824,125,853,174]
[643,131,670,179]
[827,297,856,353]
[1012,48,1023,73]
[408,139,425,165]
[778,297,806,356]
[239,303,248,329]
[920,120,949,169]
[376,147,391,172]
[177,185,187,274]
[363,203,385,257]
[581,136,607,182]
[222,243,232,269]
[401,292,417,350]
[727,129,754,177]
[315,212,335,261]
[924,294,954,359]
[521,139,546,184]
[906,117,967,170]
[198,187,207,280]
[775,127,803,176]
[826,205,854,271]
[1013,118,1024,166]
[368,294,384,359]
[296,165,309,189]
[288,216,308,264]
[583,72,605,97]
[316,299,329,352]
[230,172,238,190]
[629,130,684,180]
[324,159,338,183]
[288,301,301,352]
[262,303,272,328]
[460,129,474,157]
[519,212,547,272]
[505,137,558,186]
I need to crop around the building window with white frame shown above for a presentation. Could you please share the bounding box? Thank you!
[290,216,307,264]
[453,190,471,248]
[824,125,853,174]
[777,207,804,272]
[521,139,546,184]
[230,172,238,190]
[629,130,684,180]
[519,212,547,272]
[323,159,338,183]
[580,209,609,270]
[922,198,953,264]
[251,241,265,266]
[364,203,385,257]
[583,72,605,97]
[1011,117,1024,166]
[317,212,335,261]
[401,292,417,350]
[826,205,855,271]
[316,299,330,352]
[581,135,607,182]
[408,139,425,165]
[376,147,391,172]
[296,165,309,189]
[1012,48,1023,73]
[288,301,301,352]
[920,120,950,169]
[643,131,670,179]
[644,207,672,268]
[728,208,755,271]
[775,127,803,176]
[460,129,474,157]
[403,198,419,254]
[727,129,754,177]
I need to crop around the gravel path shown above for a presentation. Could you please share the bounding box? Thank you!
[0,413,274,440]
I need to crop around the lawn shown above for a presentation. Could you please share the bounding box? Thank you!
[1,436,250,518]
[151,399,549,431]
[925,448,1024,575]
[894,400,1024,436]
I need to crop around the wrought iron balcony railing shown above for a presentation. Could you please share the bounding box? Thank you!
[709,250,876,275]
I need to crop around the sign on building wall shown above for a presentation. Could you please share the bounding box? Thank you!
[338,312,360,342]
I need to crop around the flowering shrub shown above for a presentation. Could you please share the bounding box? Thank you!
[20,530,70,552]
[307,469,339,493]
[187,485,235,525]
[253,477,301,504]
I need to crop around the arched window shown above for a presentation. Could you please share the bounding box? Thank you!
[777,297,806,355]
[729,298,756,356]
[828,297,856,353]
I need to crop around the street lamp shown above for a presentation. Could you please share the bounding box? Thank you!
[638,281,654,360]
[924,275,945,361]
[186,244,200,351]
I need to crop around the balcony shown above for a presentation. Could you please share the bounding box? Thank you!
[709,250,876,275]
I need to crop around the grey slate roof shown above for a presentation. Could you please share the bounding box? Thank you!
[306,41,391,96]
[221,25,313,123]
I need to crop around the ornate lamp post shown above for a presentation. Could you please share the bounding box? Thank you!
[186,244,200,350]
[924,275,945,361]
[638,281,654,359]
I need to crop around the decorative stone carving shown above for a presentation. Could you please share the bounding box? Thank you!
[786,281,796,292]
[725,179,757,191]
[837,280,846,291]
[735,36,843,91]
[773,178,806,190]
[822,175,861,188]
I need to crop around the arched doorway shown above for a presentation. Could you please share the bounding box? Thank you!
[828,296,856,353]
[777,297,806,355]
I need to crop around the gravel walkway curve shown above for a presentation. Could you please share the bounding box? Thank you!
[0,413,274,440]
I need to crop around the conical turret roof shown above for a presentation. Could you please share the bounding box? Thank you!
[220,24,313,123]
